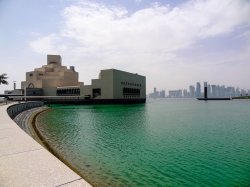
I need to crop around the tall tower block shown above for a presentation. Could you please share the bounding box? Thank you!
[204,82,208,99]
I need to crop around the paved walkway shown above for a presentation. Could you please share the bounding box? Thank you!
[0,103,91,187]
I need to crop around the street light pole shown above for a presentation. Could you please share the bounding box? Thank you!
[24,86,27,102]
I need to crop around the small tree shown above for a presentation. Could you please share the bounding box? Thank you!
[0,73,8,85]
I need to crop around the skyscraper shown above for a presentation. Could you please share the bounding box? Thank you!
[153,87,158,98]
[204,82,207,98]
[183,89,188,97]
[189,85,195,98]
[207,84,211,97]
[211,85,217,97]
[196,82,201,97]
[160,90,166,98]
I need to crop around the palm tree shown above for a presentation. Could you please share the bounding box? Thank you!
[0,73,8,85]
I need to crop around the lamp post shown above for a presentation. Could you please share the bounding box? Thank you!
[24,86,27,102]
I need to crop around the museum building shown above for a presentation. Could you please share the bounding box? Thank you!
[21,55,146,102]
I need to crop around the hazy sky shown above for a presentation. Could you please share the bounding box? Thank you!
[0,0,250,94]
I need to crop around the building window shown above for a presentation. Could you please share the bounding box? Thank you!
[28,83,35,88]
[121,81,141,87]
[123,87,140,98]
[49,62,57,64]
[93,88,101,98]
[56,87,80,96]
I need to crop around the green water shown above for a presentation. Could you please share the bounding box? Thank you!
[36,99,250,186]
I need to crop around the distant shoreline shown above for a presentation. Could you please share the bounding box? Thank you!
[232,96,250,99]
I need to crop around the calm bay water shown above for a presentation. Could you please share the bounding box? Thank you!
[36,99,250,186]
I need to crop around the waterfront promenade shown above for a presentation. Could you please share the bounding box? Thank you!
[0,102,91,187]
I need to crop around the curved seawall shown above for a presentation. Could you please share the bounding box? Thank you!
[7,101,44,119]
[0,102,91,187]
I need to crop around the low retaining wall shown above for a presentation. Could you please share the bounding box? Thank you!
[45,98,146,105]
[7,101,44,119]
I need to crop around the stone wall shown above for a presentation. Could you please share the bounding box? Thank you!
[7,101,44,119]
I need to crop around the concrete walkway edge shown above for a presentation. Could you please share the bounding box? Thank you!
[0,102,92,187]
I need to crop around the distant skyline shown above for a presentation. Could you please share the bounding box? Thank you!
[150,81,249,98]
[1,0,250,94]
